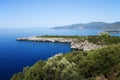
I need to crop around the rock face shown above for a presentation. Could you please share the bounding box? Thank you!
[17,36,102,51]
[71,40,102,51]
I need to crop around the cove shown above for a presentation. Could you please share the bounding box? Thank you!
[0,41,71,80]
[0,28,120,80]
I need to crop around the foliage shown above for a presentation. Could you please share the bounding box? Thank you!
[43,54,80,80]
[11,60,46,80]
[87,35,120,45]
[11,54,81,80]
[36,35,120,45]
[64,51,87,64]
[78,44,120,79]
[36,35,80,38]
[11,44,120,80]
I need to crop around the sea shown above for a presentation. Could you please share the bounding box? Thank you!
[0,28,119,80]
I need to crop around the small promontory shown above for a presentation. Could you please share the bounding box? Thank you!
[17,35,103,51]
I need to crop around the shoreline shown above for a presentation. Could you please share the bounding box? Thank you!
[16,36,102,51]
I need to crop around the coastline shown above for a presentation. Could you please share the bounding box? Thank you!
[16,36,102,51]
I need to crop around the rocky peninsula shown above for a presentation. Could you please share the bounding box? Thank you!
[16,36,102,51]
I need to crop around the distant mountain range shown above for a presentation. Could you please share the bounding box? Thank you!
[51,22,120,31]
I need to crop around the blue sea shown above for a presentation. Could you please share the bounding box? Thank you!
[0,28,119,80]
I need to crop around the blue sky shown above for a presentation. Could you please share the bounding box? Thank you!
[0,0,120,28]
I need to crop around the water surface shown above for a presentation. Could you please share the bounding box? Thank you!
[0,28,119,80]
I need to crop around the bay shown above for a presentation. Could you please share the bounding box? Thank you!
[0,28,119,80]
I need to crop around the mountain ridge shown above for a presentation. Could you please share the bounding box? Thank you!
[51,22,120,30]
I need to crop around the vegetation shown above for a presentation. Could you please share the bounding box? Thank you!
[36,34,120,45]
[87,34,120,45]
[11,35,120,80]
[11,44,120,80]
[101,30,119,34]
[36,35,80,38]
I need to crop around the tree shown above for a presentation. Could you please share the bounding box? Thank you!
[43,54,81,80]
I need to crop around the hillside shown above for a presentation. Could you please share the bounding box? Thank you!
[11,35,120,80]
[51,22,120,31]
[11,44,120,80]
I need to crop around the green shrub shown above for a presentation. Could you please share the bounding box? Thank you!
[11,61,46,80]
[11,44,120,80]
[43,54,81,80]
[78,44,120,79]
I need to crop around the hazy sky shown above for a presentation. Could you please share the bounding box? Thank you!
[0,0,120,28]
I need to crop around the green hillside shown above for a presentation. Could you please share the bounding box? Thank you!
[11,35,120,80]
[11,44,120,80]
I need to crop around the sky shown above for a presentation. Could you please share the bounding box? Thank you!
[0,0,120,28]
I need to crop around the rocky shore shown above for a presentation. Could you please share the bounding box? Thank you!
[17,36,102,51]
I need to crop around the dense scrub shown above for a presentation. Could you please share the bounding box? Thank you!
[36,35,80,38]
[87,34,120,45]
[11,44,120,80]
[36,34,120,45]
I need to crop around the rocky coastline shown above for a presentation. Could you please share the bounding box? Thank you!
[16,36,102,51]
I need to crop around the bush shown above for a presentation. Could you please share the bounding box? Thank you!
[43,54,81,80]
[78,44,120,79]
[11,44,120,80]
[11,60,46,80]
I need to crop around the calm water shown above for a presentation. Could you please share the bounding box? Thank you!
[0,28,119,80]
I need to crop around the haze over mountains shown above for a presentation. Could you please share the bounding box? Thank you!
[52,22,120,31]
